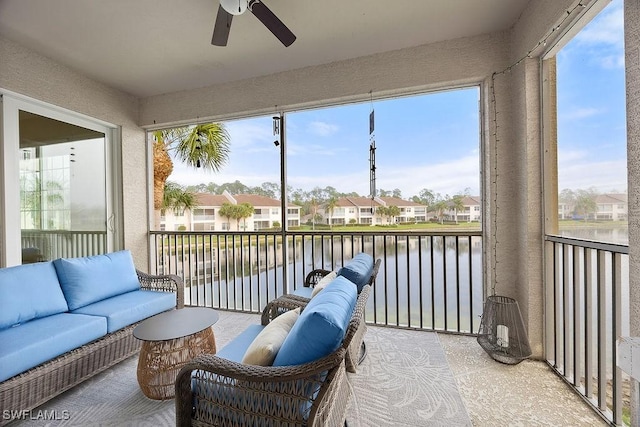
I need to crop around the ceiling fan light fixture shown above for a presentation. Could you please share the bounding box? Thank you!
[220,0,249,15]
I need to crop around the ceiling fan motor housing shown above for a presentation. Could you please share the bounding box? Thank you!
[220,0,248,15]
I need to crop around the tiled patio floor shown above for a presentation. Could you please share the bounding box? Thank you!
[439,333,607,426]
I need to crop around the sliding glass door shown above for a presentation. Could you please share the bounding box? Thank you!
[1,92,120,266]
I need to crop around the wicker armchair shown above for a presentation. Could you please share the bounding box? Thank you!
[262,259,380,373]
[175,284,371,427]
[0,271,183,425]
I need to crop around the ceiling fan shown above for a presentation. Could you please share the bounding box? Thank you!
[212,0,296,47]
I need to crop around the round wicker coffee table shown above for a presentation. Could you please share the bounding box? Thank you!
[133,307,219,400]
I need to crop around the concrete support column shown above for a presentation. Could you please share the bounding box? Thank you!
[626,0,640,343]
[486,56,544,359]
[625,0,640,424]
[522,58,545,359]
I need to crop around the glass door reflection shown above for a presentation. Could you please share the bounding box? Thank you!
[19,110,107,262]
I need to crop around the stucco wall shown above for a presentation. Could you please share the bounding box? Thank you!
[140,32,510,127]
[0,35,149,268]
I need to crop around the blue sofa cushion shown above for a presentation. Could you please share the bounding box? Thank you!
[53,250,141,310]
[0,313,107,382]
[338,253,374,292]
[216,324,265,363]
[273,276,356,367]
[72,290,176,333]
[0,262,68,330]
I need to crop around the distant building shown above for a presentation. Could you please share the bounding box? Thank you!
[595,193,627,221]
[160,191,301,231]
[447,196,482,222]
[557,193,627,221]
[318,196,428,225]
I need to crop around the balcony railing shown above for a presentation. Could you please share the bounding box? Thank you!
[545,235,630,425]
[149,230,484,334]
[21,229,107,260]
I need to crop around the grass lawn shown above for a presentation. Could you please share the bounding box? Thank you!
[294,222,481,232]
[558,219,628,228]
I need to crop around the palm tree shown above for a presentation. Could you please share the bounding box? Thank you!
[153,123,230,213]
[218,202,235,230]
[325,197,338,228]
[161,182,198,220]
[308,197,320,230]
[450,195,465,224]
[432,200,448,224]
[237,202,254,230]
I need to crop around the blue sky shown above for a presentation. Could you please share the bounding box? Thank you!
[171,88,480,199]
[556,0,626,193]
[170,0,626,199]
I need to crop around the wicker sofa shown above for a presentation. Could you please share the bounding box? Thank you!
[0,250,183,424]
[262,253,381,373]
[176,276,371,427]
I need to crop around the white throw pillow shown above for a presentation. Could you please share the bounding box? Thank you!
[241,308,301,366]
[310,270,338,298]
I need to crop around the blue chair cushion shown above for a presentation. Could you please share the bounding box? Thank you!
[53,250,141,310]
[0,313,107,382]
[72,290,176,333]
[273,276,356,367]
[291,287,313,299]
[338,253,374,292]
[0,262,68,330]
[215,324,265,363]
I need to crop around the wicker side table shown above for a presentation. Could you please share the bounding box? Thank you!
[133,307,219,400]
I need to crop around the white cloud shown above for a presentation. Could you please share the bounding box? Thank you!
[286,141,347,157]
[225,120,273,150]
[575,3,623,47]
[558,149,588,163]
[308,121,339,137]
[597,54,625,70]
[169,164,278,188]
[558,146,627,192]
[560,107,602,121]
[377,156,480,198]
[170,143,481,199]
[558,159,627,192]
[570,1,624,70]
[289,170,370,195]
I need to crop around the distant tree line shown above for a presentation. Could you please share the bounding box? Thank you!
[183,180,476,218]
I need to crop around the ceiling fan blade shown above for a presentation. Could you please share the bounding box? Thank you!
[212,5,233,46]
[249,0,296,47]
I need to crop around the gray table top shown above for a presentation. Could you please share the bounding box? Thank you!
[133,307,219,342]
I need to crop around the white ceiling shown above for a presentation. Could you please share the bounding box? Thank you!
[0,0,530,98]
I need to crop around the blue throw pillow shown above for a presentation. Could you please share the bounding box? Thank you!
[0,262,68,330]
[273,276,356,367]
[53,250,141,310]
[338,252,374,292]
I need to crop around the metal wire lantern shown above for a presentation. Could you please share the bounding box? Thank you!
[477,295,532,365]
